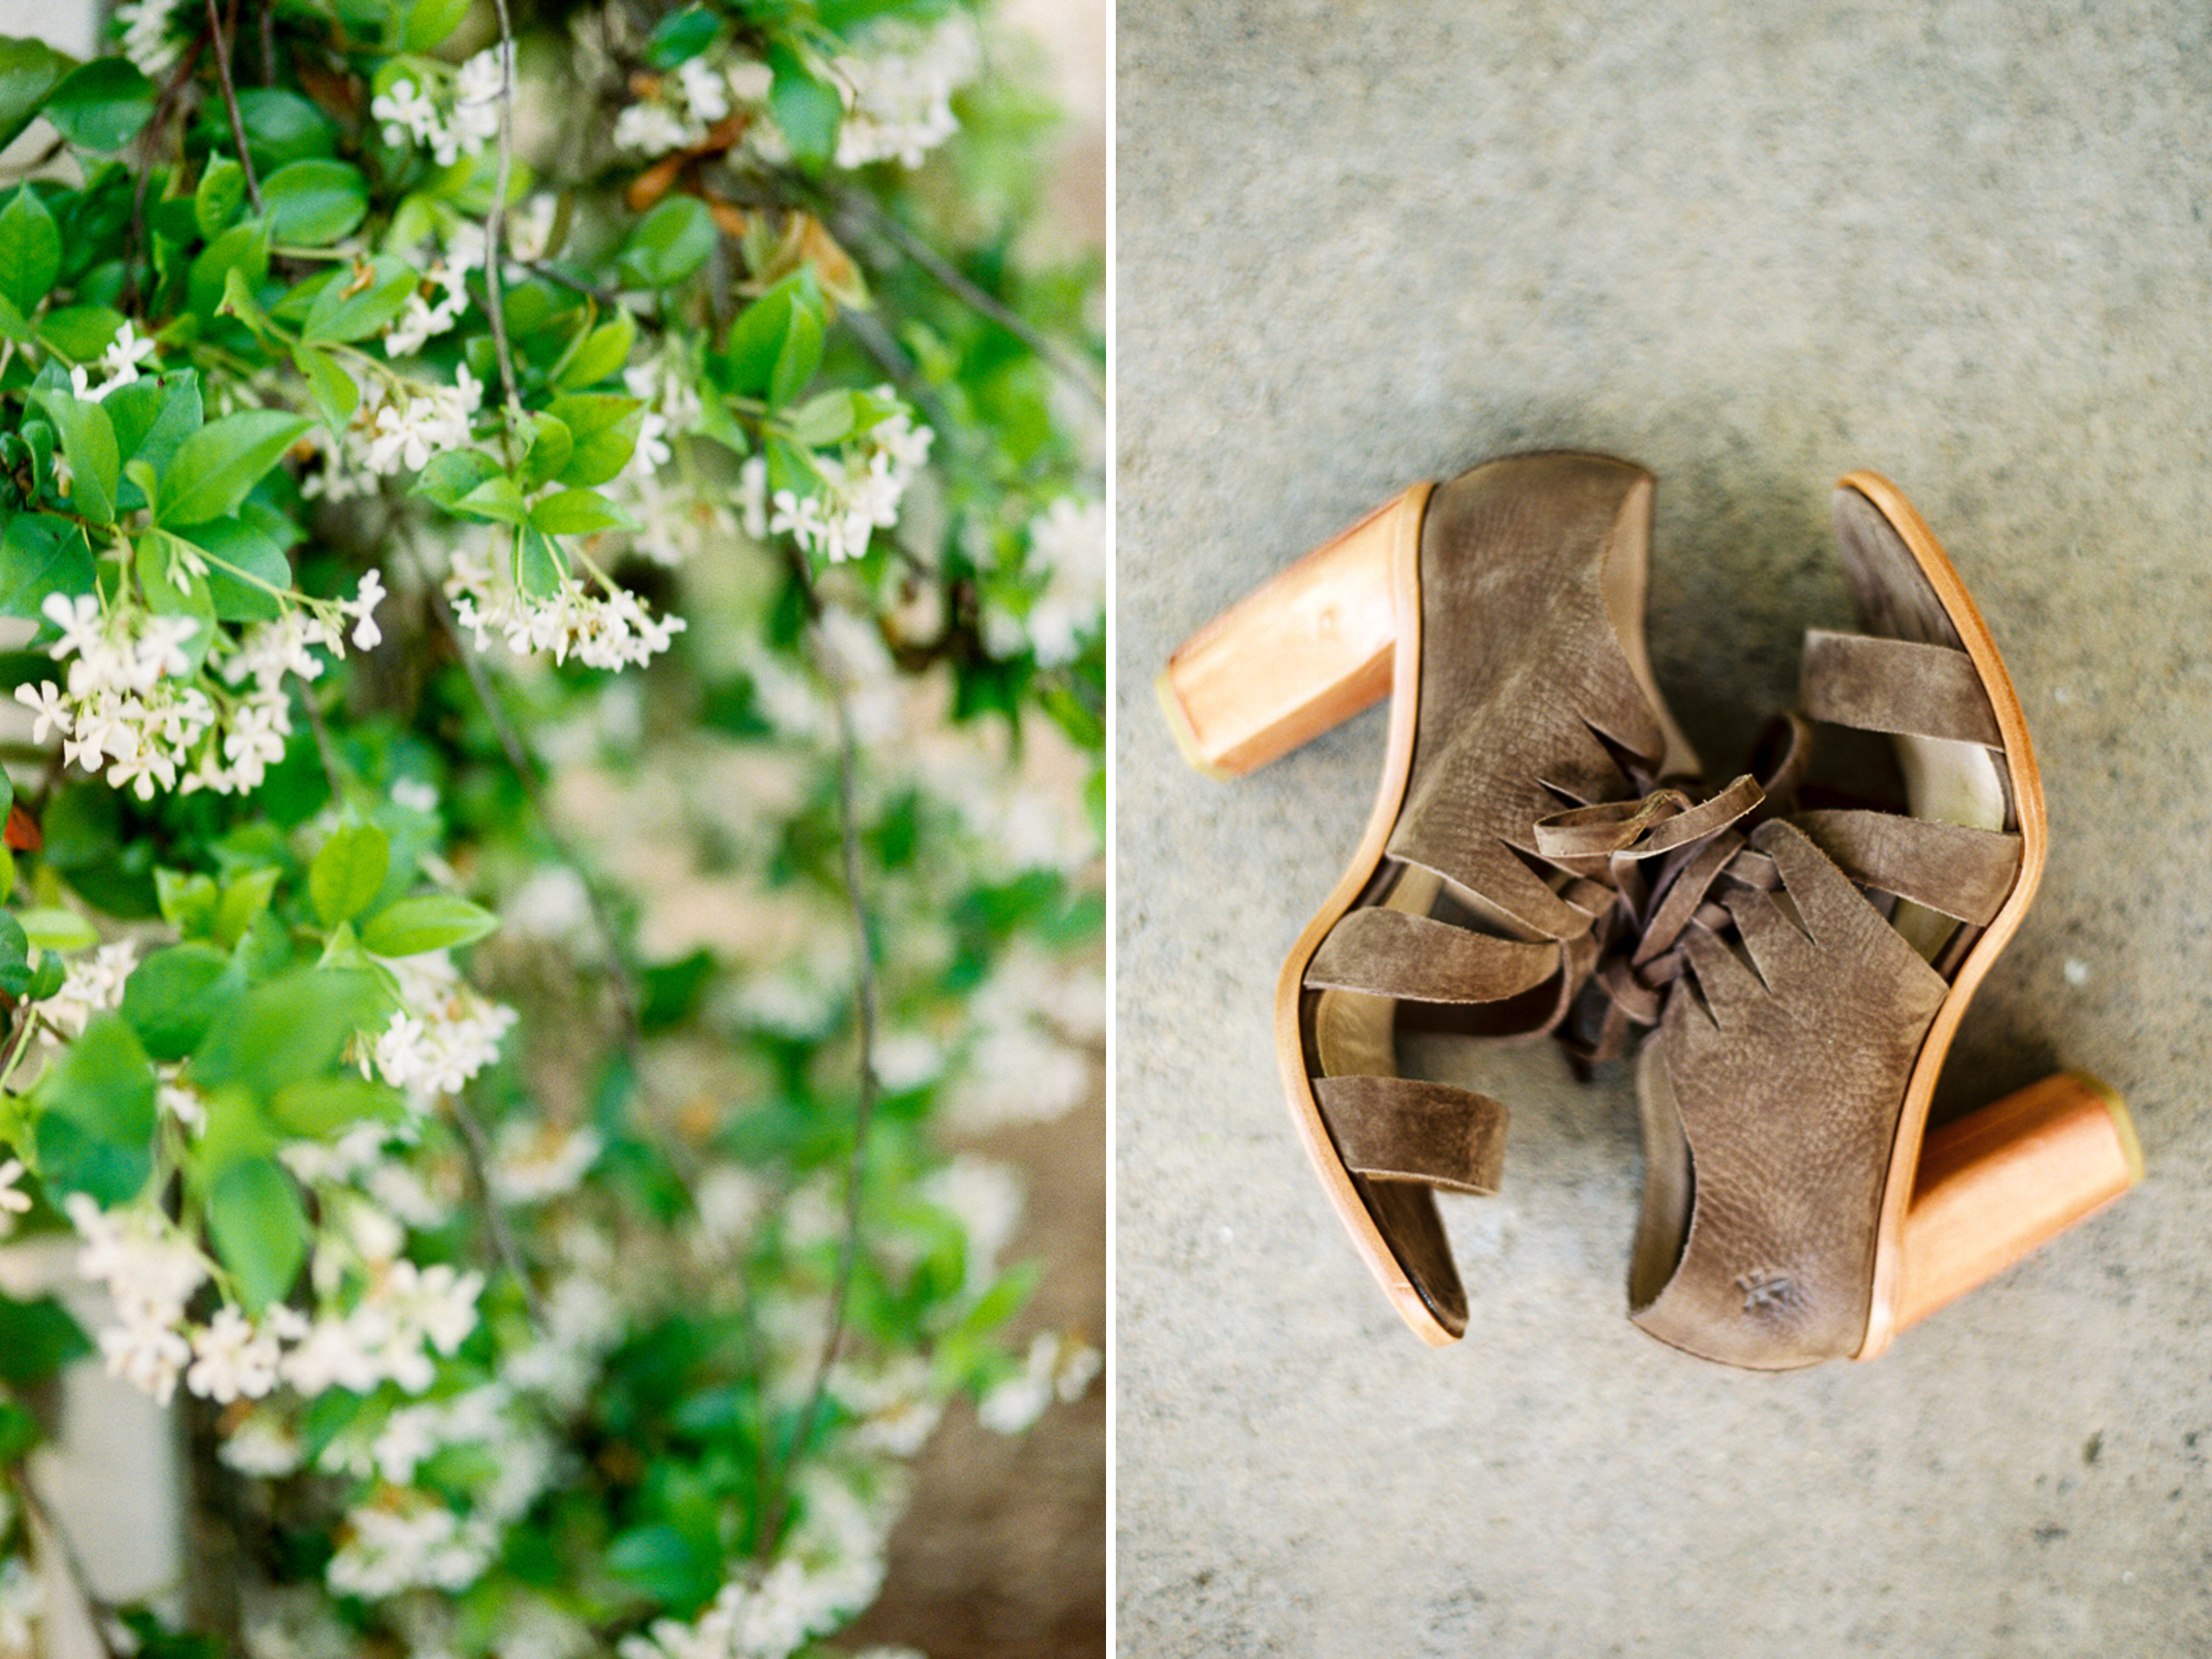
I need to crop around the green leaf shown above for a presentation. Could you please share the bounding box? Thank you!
[268,1073,405,1139]
[412,447,499,510]
[786,389,855,448]
[260,158,369,247]
[43,58,154,151]
[0,909,27,996]
[302,254,418,344]
[214,864,281,949]
[359,894,497,958]
[36,303,123,361]
[528,487,637,536]
[34,1015,156,1204]
[617,195,717,289]
[453,472,526,525]
[519,412,572,489]
[770,305,823,407]
[0,1294,92,1386]
[119,941,237,1061]
[0,184,59,316]
[195,158,246,238]
[725,283,794,396]
[0,37,72,154]
[769,47,842,172]
[0,1400,35,1461]
[204,1156,306,1310]
[291,342,359,432]
[403,0,474,49]
[190,222,269,322]
[17,907,96,952]
[605,1524,717,1608]
[36,390,119,525]
[157,410,311,526]
[644,5,719,67]
[156,868,221,938]
[234,88,337,168]
[191,966,391,1099]
[546,393,642,488]
[310,821,390,927]
[557,311,635,388]
[0,513,94,621]
[170,518,290,622]
[104,370,204,477]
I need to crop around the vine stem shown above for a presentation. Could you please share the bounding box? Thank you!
[450,1094,548,1327]
[833,190,1102,407]
[408,547,648,1048]
[480,11,523,426]
[757,564,882,1562]
[205,0,263,212]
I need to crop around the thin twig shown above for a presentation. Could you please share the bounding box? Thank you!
[480,21,522,422]
[205,0,263,212]
[757,567,882,1560]
[835,192,1102,407]
[450,1094,548,1327]
[521,258,627,312]
[410,547,647,1047]
[256,0,275,86]
[296,674,347,801]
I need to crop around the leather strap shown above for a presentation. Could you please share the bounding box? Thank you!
[1305,907,1561,1004]
[1791,809,2023,925]
[1800,630,2002,747]
[1315,1074,1509,1195]
[1532,774,1764,862]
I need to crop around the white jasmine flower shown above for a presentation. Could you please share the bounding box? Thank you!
[342,568,387,650]
[488,1121,603,1204]
[97,1314,191,1406]
[0,1161,29,1239]
[219,1409,304,1477]
[186,1306,283,1403]
[13,679,72,742]
[977,1332,1094,1435]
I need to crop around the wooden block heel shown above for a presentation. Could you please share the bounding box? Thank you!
[1883,1071,2142,1342]
[1158,487,1430,777]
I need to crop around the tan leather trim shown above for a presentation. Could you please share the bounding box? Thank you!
[1271,482,1463,1345]
[1839,471,2049,1361]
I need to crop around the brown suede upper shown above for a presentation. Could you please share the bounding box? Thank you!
[1625,482,2030,1370]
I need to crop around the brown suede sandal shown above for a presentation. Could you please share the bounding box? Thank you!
[1161,453,1759,1345]
[1618,472,2140,1369]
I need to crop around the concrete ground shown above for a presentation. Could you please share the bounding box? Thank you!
[1114,4,2212,1655]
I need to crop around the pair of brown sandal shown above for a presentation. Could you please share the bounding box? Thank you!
[1161,454,2139,1370]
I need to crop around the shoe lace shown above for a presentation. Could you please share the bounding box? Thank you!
[1552,715,1814,1064]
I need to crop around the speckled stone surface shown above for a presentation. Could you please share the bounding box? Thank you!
[1114,4,2212,1654]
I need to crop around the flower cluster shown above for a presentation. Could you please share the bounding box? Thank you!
[322,1383,556,1597]
[739,400,934,565]
[372,50,507,167]
[978,1329,1102,1434]
[617,1471,903,1659]
[445,542,688,671]
[363,949,520,1110]
[64,1193,484,1406]
[830,13,984,170]
[20,938,137,1045]
[612,56,773,157]
[111,0,186,75]
[982,495,1106,666]
[14,569,385,801]
[943,942,1102,1133]
[16,594,208,801]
